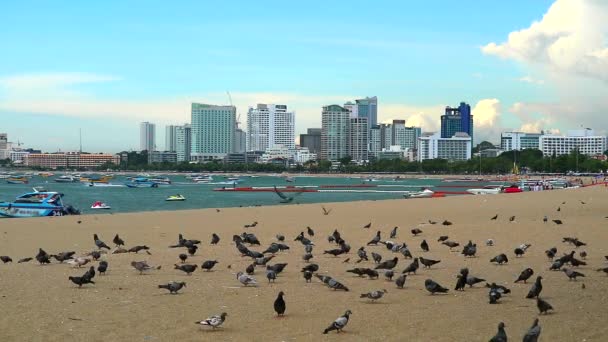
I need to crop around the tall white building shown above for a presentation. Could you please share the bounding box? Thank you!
[349,117,369,162]
[501,132,541,151]
[165,125,178,152]
[235,128,246,153]
[175,124,191,162]
[0,133,7,150]
[247,104,295,151]
[191,103,236,161]
[417,132,472,161]
[539,129,607,156]
[321,105,350,161]
[140,122,156,152]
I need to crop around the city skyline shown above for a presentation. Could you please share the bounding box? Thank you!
[1,0,607,152]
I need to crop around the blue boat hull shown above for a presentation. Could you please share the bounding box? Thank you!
[0,205,64,218]
[125,182,158,188]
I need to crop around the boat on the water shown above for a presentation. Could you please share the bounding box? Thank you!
[192,175,213,183]
[149,177,171,185]
[503,184,523,193]
[80,175,111,184]
[91,201,111,210]
[165,194,186,201]
[6,176,28,184]
[403,189,435,199]
[125,177,159,188]
[466,185,503,195]
[0,191,80,218]
[54,175,80,183]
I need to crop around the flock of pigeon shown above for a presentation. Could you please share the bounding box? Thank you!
[1,199,607,340]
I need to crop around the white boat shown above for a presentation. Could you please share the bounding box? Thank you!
[91,201,111,210]
[466,186,502,195]
[192,175,213,183]
[403,189,435,199]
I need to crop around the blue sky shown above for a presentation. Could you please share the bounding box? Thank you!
[1,0,606,152]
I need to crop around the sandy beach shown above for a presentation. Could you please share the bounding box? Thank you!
[1,186,608,341]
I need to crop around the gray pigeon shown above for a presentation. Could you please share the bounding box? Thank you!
[563,268,585,280]
[371,252,382,264]
[323,310,352,334]
[158,281,186,294]
[389,226,398,239]
[266,269,277,283]
[526,276,543,299]
[375,257,398,270]
[425,279,449,294]
[522,318,541,342]
[201,260,219,271]
[360,289,387,302]
[131,261,160,274]
[537,297,554,314]
[515,268,534,283]
[384,270,394,281]
[395,274,406,288]
[236,271,257,286]
[356,247,368,262]
[490,253,509,265]
[402,258,419,274]
[489,322,507,342]
[367,231,381,245]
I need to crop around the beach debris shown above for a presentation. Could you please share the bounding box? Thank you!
[323,310,351,334]
[490,253,509,265]
[429,220,437,224]
[489,322,507,342]
[97,261,108,275]
[360,289,387,302]
[515,268,534,283]
[343,257,350,263]
[425,279,449,294]
[522,318,541,342]
[375,257,398,270]
[195,312,227,329]
[362,222,371,229]
[93,234,111,250]
[174,264,197,275]
[526,276,543,299]
[243,221,258,228]
[402,258,419,274]
[112,247,128,254]
[543,215,548,223]
[274,291,286,316]
[236,271,257,286]
[537,297,554,314]
[367,231,381,245]
[419,257,440,268]
[201,260,219,271]
[113,234,125,247]
[210,233,220,245]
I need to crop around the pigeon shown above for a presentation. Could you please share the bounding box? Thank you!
[131,261,160,274]
[347,268,374,278]
[307,226,315,237]
[490,253,509,265]
[400,245,413,259]
[51,251,75,263]
[67,257,90,268]
[375,257,398,270]
[360,289,387,302]
[303,253,314,262]
[509,216,515,222]
[158,281,186,294]
[324,248,345,257]
[553,219,563,225]
[411,228,423,236]
[82,266,95,281]
[570,258,587,267]
[267,263,288,274]
[89,251,101,261]
[128,245,150,254]
[515,268,534,283]
[274,291,286,316]
[490,214,498,220]
[68,276,95,287]
[356,247,369,263]
[113,234,125,247]
[327,278,349,291]
[179,253,188,263]
[276,243,290,251]
[526,276,543,299]
[543,216,548,223]
[323,310,351,334]
[370,252,383,264]
[557,206,561,212]
[442,220,452,226]
[488,286,502,304]
[367,231,381,245]
[545,248,557,260]
[466,275,486,287]
[573,239,586,248]
[384,270,394,281]
[210,233,220,245]
[563,268,585,280]
[486,239,494,246]
[195,312,227,329]
[93,234,111,250]
[419,257,440,268]
[420,240,429,252]
[437,236,449,242]
[489,322,507,342]
[35,248,51,264]
[97,261,108,275]
[455,274,467,291]
[17,257,33,263]
[201,260,219,271]
[264,243,281,255]
[595,267,608,275]
[462,243,477,257]
[425,279,449,294]
[395,274,406,288]
[522,318,541,342]
[276,234,285,242]
[246,263,255,275]
[389,227,398,239]
[301,264,319,273]
[579,251,587,259]
[402,258,419,274]
[550,259,564,271]
[363,222,371,229]
[305,244,313,253]
[537,297,554,314]
[514,247,525,257]
[321,206,332,215]
[237,271,257,286]
[0,256,12,263]
[266,269,277,283]
[303,270,313,282]
[485,283,511,295]
[442,241,459,250]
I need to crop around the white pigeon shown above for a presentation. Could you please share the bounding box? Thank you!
[195,312,227,329]
[67,257,91,268]
[237,271,257,286]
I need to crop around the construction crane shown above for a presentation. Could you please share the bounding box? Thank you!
[227,91,242,128]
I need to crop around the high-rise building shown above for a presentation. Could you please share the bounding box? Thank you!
[175,124,191,162]
[148,151,178,164]
[139,122,156,152]
[501,132,541,151]
[349,118,369,162]
[165,125,178,152]
[356,96,378,126]
[417,132,472,161]
[246,104,295,151]
[235,128,246,153]
[299,128,321,157]
[321,105,350,161]
[391,121,421,150]
[441,102,473,143]
[0,133,7,150]
[190,103,236,161]
[539,129,607,156]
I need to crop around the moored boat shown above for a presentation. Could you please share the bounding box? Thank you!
[54,175,80,183]
[466,185,503,195]
[125,177,159,188]
[0,191,80,218]
[6,176,28,184]
[403,189,435,199]
[91,201,111,210]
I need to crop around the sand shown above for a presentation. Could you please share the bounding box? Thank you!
[1,186,608,341]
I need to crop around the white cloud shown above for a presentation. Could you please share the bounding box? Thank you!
[482,0,608,82]
[0,72,121,91]
[518,76,545,85]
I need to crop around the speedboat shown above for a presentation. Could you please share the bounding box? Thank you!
[0,191,80,218]
[6,176,28,184]
[166,194,186,201]
[192,175,213,183]
[80,175,111,184]
[54,175,79,183]
[466,186,503,195]
[91,201,111,210]
[403,189,435,199]
[503,185,523,193]
[125,177,159,188]
[149,177,171,185]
